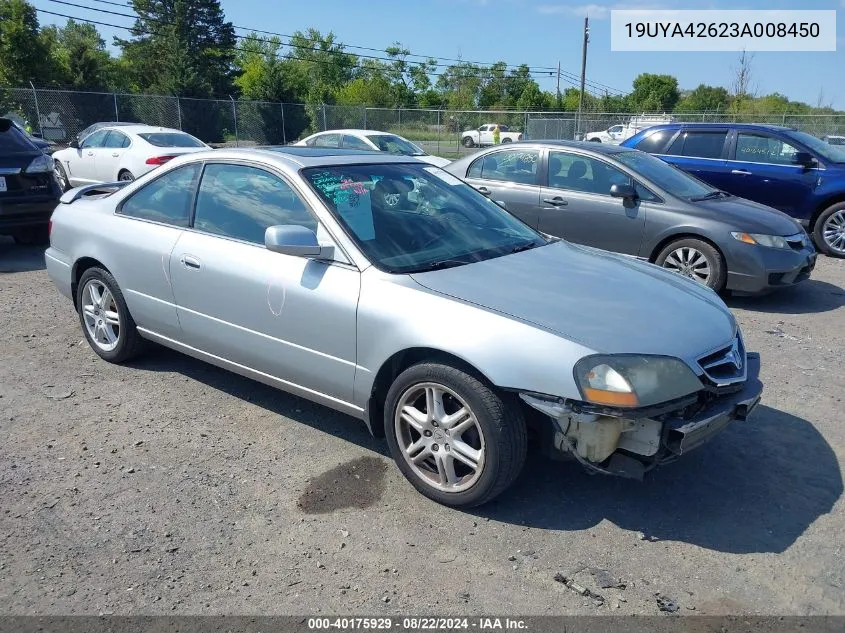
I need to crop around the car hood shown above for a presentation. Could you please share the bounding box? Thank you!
[414,155,451,167]
[410,241,736,362]
[693,196,802,235]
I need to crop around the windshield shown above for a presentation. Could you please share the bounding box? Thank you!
[366,134,425,156]
[302,163,547,274]
[614,150,717,200]
[785,130,845,163]
[139,132,206,148]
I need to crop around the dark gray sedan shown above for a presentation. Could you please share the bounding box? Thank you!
[446,141,816,294]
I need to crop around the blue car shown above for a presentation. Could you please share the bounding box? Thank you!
[622,123,845,257]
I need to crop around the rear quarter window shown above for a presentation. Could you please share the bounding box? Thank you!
[138,133,205,148]
[634,130,674,154]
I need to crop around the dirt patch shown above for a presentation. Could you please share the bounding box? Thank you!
[297,455,389,514]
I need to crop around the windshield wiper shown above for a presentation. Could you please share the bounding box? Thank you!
[689,190,731,202]
[509,241,541,254]
[409,259,470,273]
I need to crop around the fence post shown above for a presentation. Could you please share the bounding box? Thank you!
[280,103,287,145]
[398,107,402,135]
[322,104,327,131]
[28,81,43,137]
[363,107,367,130]
[176,97,182,130]
[782,112,786,126]
[437,109,441,157]
[229,95,239,147]
[113,92,119,121]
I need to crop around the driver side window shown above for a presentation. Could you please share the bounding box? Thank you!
[548,151,630,196]
[81,129,109,148]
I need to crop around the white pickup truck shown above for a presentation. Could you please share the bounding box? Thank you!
[461,124,523,147]
[584,115,675,144]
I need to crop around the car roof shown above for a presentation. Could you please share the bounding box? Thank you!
[510,139,635,154]
[309,129,395,137]
[101,124,190,135]
[178,147,425,169]
[641,122,796,132]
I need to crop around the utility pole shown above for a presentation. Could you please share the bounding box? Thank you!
[556,61,561,109]
[576,17,589,139]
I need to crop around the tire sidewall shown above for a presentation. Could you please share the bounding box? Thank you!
[119,170,135,182]
[76,267,134,362]
[461,137,474,148]
[813,202,845,257]
[384,363,506,507]
[656,238,726,291]
[54,161,69,192]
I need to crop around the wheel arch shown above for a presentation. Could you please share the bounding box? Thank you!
[809,194,845,230]
[71,256,110,309]
[648,231,725,264]
[364,347,496,438]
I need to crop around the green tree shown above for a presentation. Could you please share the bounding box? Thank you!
[675,84,730,113]
[41,20,114,90]
[234,34,296,102]
[285,29,357,105]
[630,73,679,112]
[0,0,55,86]
[116,0,236,97]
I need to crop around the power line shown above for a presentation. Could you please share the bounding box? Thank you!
[51,0,627,95]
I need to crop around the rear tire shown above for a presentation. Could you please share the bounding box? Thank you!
[655,238,726,291]
[118,170,135,182]
[76,267,146,363]
[589,138,602,142]
[813,202,845,258]
[384,362,527,508]
[500,137,512,144]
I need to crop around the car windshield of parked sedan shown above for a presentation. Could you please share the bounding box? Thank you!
[366,134,425,156]
[786,130,845,163]
[303,163,547,274]
[138,133,206,148]
[614,150,720,201]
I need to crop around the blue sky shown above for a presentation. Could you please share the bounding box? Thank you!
[34,0,845,107]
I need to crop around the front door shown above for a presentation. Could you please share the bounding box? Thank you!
[462,148,542,227]
[168,161,360,403]
[727,131,819,215]
[538,150,648,255]
[67,128,110,185]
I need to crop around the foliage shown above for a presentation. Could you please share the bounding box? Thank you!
[629,73,680,112]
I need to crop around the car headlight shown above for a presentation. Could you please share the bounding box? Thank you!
[731,232,789,249]
[25,154,54,174]
[573,355,702,408]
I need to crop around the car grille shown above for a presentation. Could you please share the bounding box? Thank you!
[697,334,747,387]
[785,232,809,252]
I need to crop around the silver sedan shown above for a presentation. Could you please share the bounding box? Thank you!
[46,147,763,507]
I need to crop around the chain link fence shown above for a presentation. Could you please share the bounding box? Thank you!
[3,87,845,156]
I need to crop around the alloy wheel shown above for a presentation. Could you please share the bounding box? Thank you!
[662,246,712,285]
[822,210,845,255]
[394,382,485,493]
[81,279,121,352]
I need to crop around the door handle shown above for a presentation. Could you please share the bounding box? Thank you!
[543,197,568,207]
[180,255,201,270]
[731,169,751,175]
[111,152,119,157]
[475,186,491,196]
[87,151,94,156]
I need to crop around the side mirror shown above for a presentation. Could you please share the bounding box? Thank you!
[69,138,79,149]
[610,183,636,199]
[265,225,335,260]
[792,151,816,168]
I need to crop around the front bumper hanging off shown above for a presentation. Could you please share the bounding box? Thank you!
[536,353,763,480]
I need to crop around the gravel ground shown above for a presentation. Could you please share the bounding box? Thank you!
[1,237,843,617]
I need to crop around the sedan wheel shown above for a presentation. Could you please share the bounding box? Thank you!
[655,238,726,291]
[118,170,135,182]
[54,161,70,192]
[815,203,845,257]
[384,363,527,507]
[76,267,146,363]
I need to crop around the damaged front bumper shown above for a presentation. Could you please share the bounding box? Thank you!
[521,353,763,480]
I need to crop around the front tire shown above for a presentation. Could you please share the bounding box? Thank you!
[76,267,146,363]
[655,238,726,291]
[384,362,527,508]
[118,170,135,182]
[500,137,511,144]
[813,202,845,257]
[461,136,475,148]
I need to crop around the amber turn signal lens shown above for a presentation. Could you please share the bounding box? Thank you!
[583,388,640,407]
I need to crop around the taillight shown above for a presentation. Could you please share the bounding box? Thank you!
[145,155,176,165]
[48,220,53,236]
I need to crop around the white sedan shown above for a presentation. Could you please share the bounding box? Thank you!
[52,124,210,189]
[294,129,451,167]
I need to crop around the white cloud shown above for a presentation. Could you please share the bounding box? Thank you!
[537,2,666,19]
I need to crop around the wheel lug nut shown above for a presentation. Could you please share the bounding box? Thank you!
[445,444,450,451]
[423,430,432,437]
[432,444,439,452]
[431,421,439,427]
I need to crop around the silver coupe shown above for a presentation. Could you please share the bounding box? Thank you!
[45,147,763,507]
